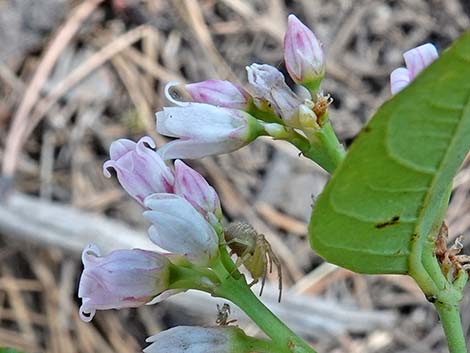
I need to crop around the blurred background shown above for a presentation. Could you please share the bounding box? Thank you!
[0,0,469,352]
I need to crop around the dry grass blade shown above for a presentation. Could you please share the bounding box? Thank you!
[255,202,308,236]
[26,25,149,142]
[2,0,104,183]
[111,54,156,134]
[1,267,38,347]
[172,0,237,81]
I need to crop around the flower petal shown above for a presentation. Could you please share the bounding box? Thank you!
[143,194,218,265]
[185,80,250,109]
[157,137,244,160]
[403,43,438,80]
[390,67,411,95]
[144,326,242,353]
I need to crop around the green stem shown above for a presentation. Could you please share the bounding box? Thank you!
[212,261,317,353]
[245,336,288,353]
[410,185,468,353]
[211,223,241,277]
[217,244,240,278]
[422,185,453,290]
[278,123,345,174]
[435,301,467,353]
[307,121,346,173]
[260,118,345,173]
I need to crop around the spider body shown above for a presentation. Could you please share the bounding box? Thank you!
[224,222,282,301]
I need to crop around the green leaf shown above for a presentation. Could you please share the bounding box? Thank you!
[309,33,470,275]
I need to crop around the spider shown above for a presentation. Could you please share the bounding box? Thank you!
[216,303,237,326]
[224,222,283,302]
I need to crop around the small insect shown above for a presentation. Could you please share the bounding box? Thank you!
[224,222,283,302]
[216,303,237,326]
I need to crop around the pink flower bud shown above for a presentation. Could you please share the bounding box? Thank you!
[78,244,170,322]
[144,326,249,353]
[185,80,250,109]
[156,103,260,160]
[174,160,221,221]
[246,63,303,127]
[143,194,219,265]
[284,14,325,86]
[390,43,438,95]
[390,67,410,95]
[103,136,174,205]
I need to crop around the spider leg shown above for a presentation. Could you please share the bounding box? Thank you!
[226,319,238,325]
[226,238,252,247]
[269,247,283,302]
[276,260,283,302]
[264,239,275,273]
[259,253,268,297]
[229,249,256,278]
[268,250,273,273]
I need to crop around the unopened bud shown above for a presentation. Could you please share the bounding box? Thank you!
[284,14,325,90]
[174,160,222,222]
[262,123,290,139]
[298,104,319,129]
[390,43,438,95]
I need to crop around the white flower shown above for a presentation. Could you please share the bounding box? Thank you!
[246,63,303,127]
[143,193,219,265]
[156,103,260,160]
[78,244,170,322]
[144,326,248,353]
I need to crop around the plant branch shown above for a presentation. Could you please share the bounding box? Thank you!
[212,261,318,353]
[435,301,467,353]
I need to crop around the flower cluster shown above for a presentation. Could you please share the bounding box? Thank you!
[78,133,275,352]
[156,14,330,164]
[79,136,222,322]
[78,13,441,353]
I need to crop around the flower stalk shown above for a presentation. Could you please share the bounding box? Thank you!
[434,301,467,353]
[211,259,317,353]
[264,121,345,173]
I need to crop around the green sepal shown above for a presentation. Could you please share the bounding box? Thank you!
[167,262,219,292]
[246,98,284,124]
[301,75,323,97]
